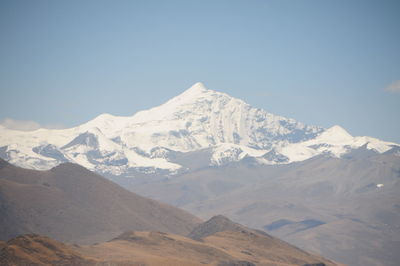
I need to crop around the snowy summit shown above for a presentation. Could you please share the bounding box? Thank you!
[0,82,398,176]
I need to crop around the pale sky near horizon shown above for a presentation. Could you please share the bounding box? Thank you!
[1,0,399,143]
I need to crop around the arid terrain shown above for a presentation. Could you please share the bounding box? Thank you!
[0,158,200,244]
[0,216,338,266]
[0,159,340,265]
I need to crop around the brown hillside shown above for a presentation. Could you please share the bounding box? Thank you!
[74,216,338,266]
[0,159,201,244]
[0,217,339,266]
[0,234,94,266]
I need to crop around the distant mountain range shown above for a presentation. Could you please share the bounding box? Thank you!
[0,159,337,266]
[129,152,399,266]
[1,82,398,176]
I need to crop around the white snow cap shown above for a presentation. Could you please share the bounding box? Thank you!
[0,82,398,175]
[188,82,208,92]
[318,125,353,143]
[172,82,210,102]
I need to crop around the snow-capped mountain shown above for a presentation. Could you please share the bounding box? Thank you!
[0,82,398,176]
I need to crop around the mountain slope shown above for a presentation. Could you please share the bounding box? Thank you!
[188,215,250,240]
[78,215,338,266]
[3,82,396,176]
[0,217,339,266]
[0,159,201,244]
[0,234,95,266]
[1,227,338,266]
[193,216,337,266]
[123,152,400,266]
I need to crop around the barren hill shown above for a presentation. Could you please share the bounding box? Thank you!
[0,216,338,266]
[0,159,201,244]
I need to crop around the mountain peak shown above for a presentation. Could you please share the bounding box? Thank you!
[188,215,248,240]
[187,82,208,92]
[175,82,210,101]
[128,82,212,124]
[318,125,353,142]
[8,82,397,175]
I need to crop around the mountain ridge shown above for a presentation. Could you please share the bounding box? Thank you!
[0,82,398,175]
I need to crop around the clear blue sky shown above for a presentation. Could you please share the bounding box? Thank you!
[1,0,399,143]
